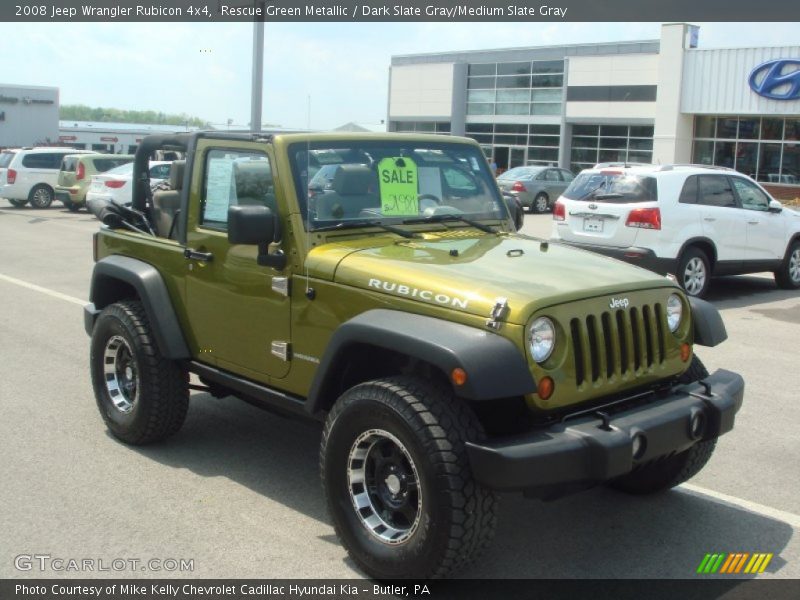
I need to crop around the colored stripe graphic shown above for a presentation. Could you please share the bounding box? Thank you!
[698,553,774,575]
[734,553,750,573]
[719,553,735,573]
[697,554,713,574]
[710,554,725,573]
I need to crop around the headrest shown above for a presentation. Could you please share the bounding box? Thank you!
[235,160,272,198]
[332,165,374,196]
[169,160,185,191]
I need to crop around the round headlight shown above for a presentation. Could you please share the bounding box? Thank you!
[529,317,556,363]
[666,293,683,333]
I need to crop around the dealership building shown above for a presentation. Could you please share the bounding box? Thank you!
[387,23,800,198]
[0,84,59,147]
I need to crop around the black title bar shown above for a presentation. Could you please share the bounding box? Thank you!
[3,579,800,600]
[3,0,800,22]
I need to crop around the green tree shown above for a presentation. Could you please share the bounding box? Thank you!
[60,104,210,128]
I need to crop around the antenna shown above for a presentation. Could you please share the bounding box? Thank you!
[304,95,312,294]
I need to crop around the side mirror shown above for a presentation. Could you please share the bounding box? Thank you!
[768,199,783,213]
[502,193,523,231]
[227,205,286,270]
[228,204,275,245]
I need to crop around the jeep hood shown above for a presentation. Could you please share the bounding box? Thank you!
[306,232,675,325]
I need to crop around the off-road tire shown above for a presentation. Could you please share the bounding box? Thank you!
[532,192,549,214]
[7,198,27,207]
[774,240,800,290]
[28,184,54,209]
[678,246,711,298]
[321,376,497,579]
[610,356,715,495]
[90,300,189,445]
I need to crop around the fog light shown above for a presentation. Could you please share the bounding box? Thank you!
[690,412,706,439]
[537,376,555,400]
[631,433,647,460]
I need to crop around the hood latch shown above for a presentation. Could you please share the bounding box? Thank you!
[486,297,509,330]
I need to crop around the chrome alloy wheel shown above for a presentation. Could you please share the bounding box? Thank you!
[683,257,707,296]
[535,194,548,213]
[31,187,52,208]
[347,429,422,545]
[103,335,139,413]
[790,248,800,284]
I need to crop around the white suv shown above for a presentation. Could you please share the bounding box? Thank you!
[551,164,800,297]
[0,147,95,208]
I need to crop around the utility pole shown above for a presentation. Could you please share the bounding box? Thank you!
[250,0,265,132]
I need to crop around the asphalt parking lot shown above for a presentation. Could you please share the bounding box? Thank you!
[0,200,798,580]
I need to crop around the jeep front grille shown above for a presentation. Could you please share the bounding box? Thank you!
[570,303,666,387]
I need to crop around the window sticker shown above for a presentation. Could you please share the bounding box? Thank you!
[378,157,419,216]
[205,157,236,222]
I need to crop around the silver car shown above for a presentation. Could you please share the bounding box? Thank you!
[497,166,575,213]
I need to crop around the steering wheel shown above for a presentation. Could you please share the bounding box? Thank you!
[418,194,441,213]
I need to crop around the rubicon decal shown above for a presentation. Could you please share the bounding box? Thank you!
[748,59,800,101]
[696,552,774,575]
[368,278,469,309]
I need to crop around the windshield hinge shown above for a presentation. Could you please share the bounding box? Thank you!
[272,276,290,297]
[271,341,290,361]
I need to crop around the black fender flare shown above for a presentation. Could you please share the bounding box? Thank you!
[306,309,537,415]
[689,297,727,347]
[85,255,190,359]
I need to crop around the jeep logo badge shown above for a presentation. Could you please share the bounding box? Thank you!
[609,297,629,309]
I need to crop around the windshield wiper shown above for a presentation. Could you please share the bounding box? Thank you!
[402,214,496,234]
[312,219,420,239]
[578,182,608,200]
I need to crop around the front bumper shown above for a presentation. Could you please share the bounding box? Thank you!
[55,186,85,205]
[466,369,744,496]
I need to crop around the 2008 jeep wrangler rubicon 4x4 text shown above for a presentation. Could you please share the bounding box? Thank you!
[84,132,744,579]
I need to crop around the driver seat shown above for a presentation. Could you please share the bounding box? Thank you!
[152,160,184,239]
[316,165,379,219]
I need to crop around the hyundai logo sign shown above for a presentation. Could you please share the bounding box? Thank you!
[748,59,800,101]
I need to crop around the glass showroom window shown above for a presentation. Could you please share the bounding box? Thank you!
[692,116,800,185]
[464,123,561,167]
[390,121,451,134]
[466,59,564,116]
[569,124,654,173]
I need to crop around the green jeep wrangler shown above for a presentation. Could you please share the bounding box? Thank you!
[84,132,744,579]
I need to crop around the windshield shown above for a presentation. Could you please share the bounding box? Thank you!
[0,152,17,168]
[104,163,134,176]
[92,157,133,173]
[289,140,508,231]
[563,172,658,203]
[498,167,544,180]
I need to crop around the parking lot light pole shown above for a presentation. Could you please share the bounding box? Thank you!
[250,0,265,133]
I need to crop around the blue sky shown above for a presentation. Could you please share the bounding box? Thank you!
[1,22,798,130]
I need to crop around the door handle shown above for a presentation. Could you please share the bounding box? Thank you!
[747,221,759,225]
[184,248,214,262]
[703,217,716,222]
